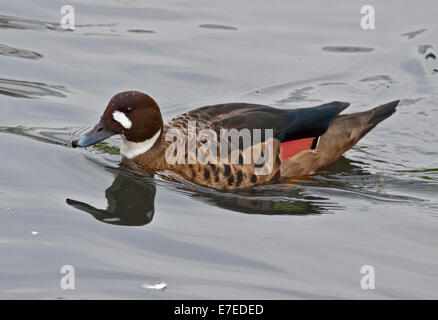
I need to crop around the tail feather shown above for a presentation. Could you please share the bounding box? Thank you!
[314,100,399,167]
[368,100,400,125]
[279,100,400,177]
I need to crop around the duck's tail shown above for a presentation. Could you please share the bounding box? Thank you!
[368,100,399,125]
[312,100,400,167]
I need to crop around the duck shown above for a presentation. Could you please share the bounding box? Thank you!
[72,91,399,189]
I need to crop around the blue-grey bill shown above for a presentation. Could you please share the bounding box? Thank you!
[72,121,115,148]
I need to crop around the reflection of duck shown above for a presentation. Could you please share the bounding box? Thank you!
[65,159,354,226]
[66,172,331,225]
[72,91,399,189]
[172,156,373,216]
[66,153,416,225]
[179,185,333,215]
[67,168,156,226]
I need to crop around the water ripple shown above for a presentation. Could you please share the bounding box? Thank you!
[0,125,86,147]
[0,44,42,60]
[0,14,116,32]
[127,29,156,34]
[322,46,374,53]
[198,24,238,31]
[402,28,427,39]
[0,78,69,99]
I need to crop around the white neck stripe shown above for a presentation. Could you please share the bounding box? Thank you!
[121,129,161,159]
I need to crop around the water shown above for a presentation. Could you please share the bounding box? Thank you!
[0,0,437,299]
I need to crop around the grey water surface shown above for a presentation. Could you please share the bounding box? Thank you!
[0,0,438,299]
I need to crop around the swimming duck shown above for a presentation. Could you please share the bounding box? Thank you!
[72,91,399,189]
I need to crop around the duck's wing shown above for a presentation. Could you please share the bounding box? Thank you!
[185,101,350,142]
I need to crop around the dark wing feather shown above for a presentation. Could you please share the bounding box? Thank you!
[185,101,350,142]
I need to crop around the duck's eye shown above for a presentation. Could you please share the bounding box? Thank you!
[126,106,133,113]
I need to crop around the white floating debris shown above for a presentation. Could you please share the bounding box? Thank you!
[141,282,167,290]
[31,231,40,235]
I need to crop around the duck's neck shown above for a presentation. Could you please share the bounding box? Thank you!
[121,129,162,159]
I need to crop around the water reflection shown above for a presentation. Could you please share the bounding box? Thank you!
[67,168,156,226]
[184,186,335,215]
[66,161,338,227]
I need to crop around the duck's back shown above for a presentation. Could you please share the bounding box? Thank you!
[162,101,349,188]
[168,101,349,141]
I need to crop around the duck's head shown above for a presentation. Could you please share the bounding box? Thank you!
[72,91,163,158]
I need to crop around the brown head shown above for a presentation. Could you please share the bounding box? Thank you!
[72,91,163,158]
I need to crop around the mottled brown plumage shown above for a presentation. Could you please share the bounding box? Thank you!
[73,91,399,189]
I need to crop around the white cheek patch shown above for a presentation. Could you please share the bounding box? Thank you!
[112,111,132,129]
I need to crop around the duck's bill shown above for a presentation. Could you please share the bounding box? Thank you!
[72,120,115,148]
